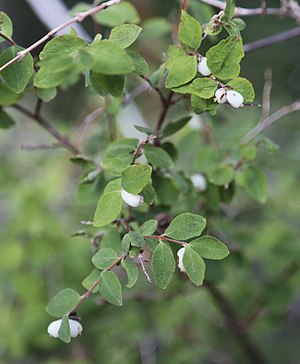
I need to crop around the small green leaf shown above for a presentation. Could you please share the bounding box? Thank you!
[90,71,124,97]
[121,164,152,194]
[140,183,155,205]
[161,116,191,138]
[134,125,154,135]
[208,165,234,186]
[89,40,135,75]
[222,0,235,22]
[190,78,217,99]
[0,109,15,129]
[152,241,175,289]
[99,271,123,306]
[143,144,174,168]
[189,236,229,260]
[46,289,81,317]
[227,77,255,102]
[128,231,145,247]
[141,17,170,39]
[106,138,138,158]
[0,46,33,93]
[179,10,202,51]
[101,157,129,177]
[95,1,140,27]
[121,234,130,255]
[183,246,206,286]
[58,315,71,343]
[93,191,122,227]
[92,248,119,270]
[236,166,268,203]
[36,87,57,102]
[121,259,139,288]
[127,50,149,75]
[206,36,244,81]
[104,178,122,193]
[0,12,13,42]
[82,269,100,292]
[0,82,21,106]
[191,95,216,115]
[109,24,142,49]
[232,18,246,31]
[238,144,257,161]
[165,213,206,240]
[139,219,158,236]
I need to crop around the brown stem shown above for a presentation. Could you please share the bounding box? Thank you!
[144,235,186,246]
[155,91,174,135]
[132,136,156,164]
[13,104,81,155]
[0,32,16,46]
[140,75,166,104]
[204,281,268,364]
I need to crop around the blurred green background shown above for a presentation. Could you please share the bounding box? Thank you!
[0,0,300,363]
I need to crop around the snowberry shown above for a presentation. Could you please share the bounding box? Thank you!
[227,90,244,108]
[214,88,227,104]
[121,188,144,207]
[177,247,186,272]
[191,173,207,192]
[197,57,212,76]
[47,319,83,338]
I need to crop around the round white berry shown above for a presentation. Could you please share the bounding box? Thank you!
[121,189,144,207]
[197,57,212,76]
[69,319,83,337]
[227,90,244,108]
[191,173,207,192]
[214,88,227,104]
[177,247,186,272]
[47,319,62,338]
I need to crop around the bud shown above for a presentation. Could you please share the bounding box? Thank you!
[121,188,144,207]
[191,173,207,192]
[214,88,227,104]
[47,319,83,338]
[227,90,244,108]
[177,247,186,272]
[197,57,212,76]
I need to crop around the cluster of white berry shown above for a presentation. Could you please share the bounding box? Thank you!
[47,319,83,339]
[198,57,244,108]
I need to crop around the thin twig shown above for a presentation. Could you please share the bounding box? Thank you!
[240,100,300,144]
[0,0,122,73]
[13,104,81,155]
[132,136,156,164]
[144,235,186,246]
[20,142,62,151]
[261,68,272,121]
[140,75,166,104]
[155,91,174,134]
[138,254,152,283]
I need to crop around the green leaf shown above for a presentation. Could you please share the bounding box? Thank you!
[0,46,33,93]
[238,144,257,161]
[89,40,135,75]
[0,109,15,129]
[101,226,121,253]
[104,178,122,193]
[121,234,130,255]
[179,10,202,51]
[143,144,174,168]
[95,1,140,27]
[121,164,152,194]
[165,46,197,88]
[139,219,158,235]
[222,0,235,22]
[208,165,234,186]
[165,213,206,240]
[161,116,191,138]
[121,259,139,288]
[227,77,255,102]
[99,271,123,306]
[183,246,206,286]
[101,157,129,177]
[189,78,217,99]
[206,36,244,81]
[140,183,155,205]
[236,166,268,203]
[128,231,145,247]
[191,95,216,115]
[0,82,21,106]
[90,71,124,97]
[152,241,175,289]
[134,125,154,135]
[46,289,81,317]
[140,17,170,39]
[106,138,138,158]
[58,315,71,343]
[224,21,241,37]
[232,18,246,31]
[0,12,13,42]
[93,191,122,227]
[82,269,100,292]
[109,24,142,49]
[36,87,57,102]
[189,236,229,260]
[92,248,119,270]
[127,50,149,75]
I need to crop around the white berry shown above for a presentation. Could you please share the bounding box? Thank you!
[197,57,212,76]
[191,173,207,192]
[177,247,186,272]
[47,319,83,338]
[227,90,244,108]
[121,189,144,207]
[214,88,227,104]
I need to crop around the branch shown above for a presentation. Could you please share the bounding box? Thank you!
[155,91,174,134]
[13,104,81,155]
[240,100,300,144]
[132,136,156,164]
[0,0,121,73]
[144,235,186,246]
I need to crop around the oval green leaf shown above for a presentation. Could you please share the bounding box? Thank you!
[152,241,175,289]
[189,236,229,260]
[46,288,81,317]
[165,213,206,240]
[99,271,123,306]
[182,246,206,286]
